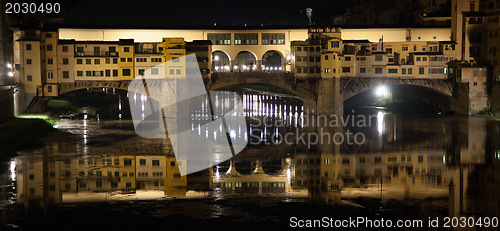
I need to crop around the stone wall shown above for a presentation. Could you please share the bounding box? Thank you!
[491,85,500,111]
[0,86,14,123]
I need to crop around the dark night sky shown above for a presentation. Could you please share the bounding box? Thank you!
[62,0,353,27]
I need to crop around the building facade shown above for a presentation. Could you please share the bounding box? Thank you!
[291,27,457,79]
[449,0,500,112]
[10,23,498,114]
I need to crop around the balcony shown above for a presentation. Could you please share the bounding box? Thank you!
[75,51,119,57]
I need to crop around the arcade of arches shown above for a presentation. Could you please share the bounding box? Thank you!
[212,50,286,73]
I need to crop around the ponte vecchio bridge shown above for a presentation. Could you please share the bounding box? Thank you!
[9,25,491,115]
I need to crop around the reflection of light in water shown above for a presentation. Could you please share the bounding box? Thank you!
[9,160,16,181]
[215,166,220,180]
[275,127,279,142]
[83,120,88,145]
[286,157,292,183]
[230,130,236,139]
[377,111,384,135]
[294,112,299,127]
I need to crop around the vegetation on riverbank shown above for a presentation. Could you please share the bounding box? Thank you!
[0,117,67,160]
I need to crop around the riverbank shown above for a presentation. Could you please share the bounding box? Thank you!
[0,117,69,161]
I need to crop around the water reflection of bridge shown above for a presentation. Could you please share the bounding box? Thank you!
[14,148,497,217]
[210,159,292,194]
[12,116,500,217]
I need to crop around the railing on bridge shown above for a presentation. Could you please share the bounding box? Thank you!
[211,72,295,83]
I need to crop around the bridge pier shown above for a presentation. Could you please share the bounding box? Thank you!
[315,78,343,115]
[451,82,489,115]
[491,85,500,112]
[0,86,14,123]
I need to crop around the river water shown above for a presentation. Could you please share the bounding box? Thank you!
[1,89,499,230]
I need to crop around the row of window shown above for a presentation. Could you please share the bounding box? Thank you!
[296,54,451,64]
[215,182,285,189]
[416,56,428,62]
[296,56,321,62]
[137,172,165,177]
[77,158,130,166]
[77,181,133,189]
[297,67,450,75]
[297,155,424,165]
[30,43,215,55]
[138,159,178,166]
[26,43,152,55]
[26,44,53,51]
[75,68,183,77]
[78,171,135,177]
[234,33,258,45]
[29,57,167,66]
[35,57,166,66]
[207,33,285,45]
[76,69,126,77]
[472,69,488,77]
[28,171,137,181]
[296,67,321,74]
[76,46,122,53]
[430,56,454,62]
[296,46,321,52]
[28,67,194,81]
[26,45,121,54]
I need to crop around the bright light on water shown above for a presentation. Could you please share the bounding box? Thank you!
[377,111,384,135]
[375,85,389,97]
[9,160,16,181]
